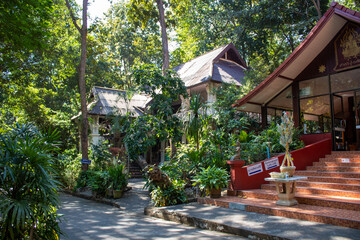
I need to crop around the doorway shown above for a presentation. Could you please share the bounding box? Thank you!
[332,90,360,150]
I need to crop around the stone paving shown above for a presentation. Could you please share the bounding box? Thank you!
[58,179,242,240]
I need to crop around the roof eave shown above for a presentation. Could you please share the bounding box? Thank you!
[234,4,338,108]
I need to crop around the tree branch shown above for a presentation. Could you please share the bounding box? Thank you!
[65,0,82,34]
[311,0,322,20]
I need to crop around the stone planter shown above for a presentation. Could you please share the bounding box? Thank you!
[209,188,222,198]
[113,189,123,199]
[227,160,245,190]
[280,166,296,177]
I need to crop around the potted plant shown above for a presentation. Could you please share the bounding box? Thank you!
[193,166,229,198]
[109,163,128,199]
[277,112,296,177]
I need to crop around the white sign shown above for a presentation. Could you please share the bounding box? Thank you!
[264,158,280,171]
[247,163,263,176]
[341,158,350,163]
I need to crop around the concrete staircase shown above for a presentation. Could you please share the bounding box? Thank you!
[198,151,360,229]
[128,162,144,179]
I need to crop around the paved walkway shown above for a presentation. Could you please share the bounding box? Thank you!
[58,179,242,239]
[146,201,360,240]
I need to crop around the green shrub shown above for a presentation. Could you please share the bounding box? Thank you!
[149,181,186,207]
[108,163,128,190]
[57,148,82,190]
[193,166,229,191]
[0,124,62,239]
[90,140,113,171]
[240,122,304,164]
[88,171,110,197]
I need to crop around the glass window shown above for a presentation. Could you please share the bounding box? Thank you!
[330,68,360,93]
[300,95,331,134]
[299,76,329,98]
[267,86,293,110]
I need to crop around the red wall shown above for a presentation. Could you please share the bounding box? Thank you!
[300,133,331,146]
[229,138,332,190]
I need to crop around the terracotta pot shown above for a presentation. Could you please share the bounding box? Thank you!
[280,166,296,177]
[113,189,123,199]
[209,188,222,198]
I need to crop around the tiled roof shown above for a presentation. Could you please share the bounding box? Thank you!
[88,87,149,117]
[174,43,247,88]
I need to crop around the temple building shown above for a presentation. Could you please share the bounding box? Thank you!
[234,2,360,151]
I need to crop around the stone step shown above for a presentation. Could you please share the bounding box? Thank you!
[261,184,360,198]
[265,180,360,192]
[320,157,360,163]
[330,151,360,155]
[313,162,360,167]
[129,167,142,171]
[306,166,360,173]
[236,189,360,211]
[295,170,360,178]
[302,176,360,185]
[198,196,360,229]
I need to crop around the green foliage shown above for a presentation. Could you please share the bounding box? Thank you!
[150,182,186,207]
[240,122,305,164]
[144,164,187,207]
[212,83,258,132]
[162,143,205,185]
[193,166,229,191]
[183,94,207,150]
[0,0,53,52]
[124,65,187,159]
[171,0,330,82]
[90,140,113,171]
[108,163,128,190]
[88,171,111,197]
[57,148,82,190]
[0,124,62,239]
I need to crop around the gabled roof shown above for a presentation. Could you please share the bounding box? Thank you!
[234,2,360,112]
[174,43,247,88]
[88,87,150,117]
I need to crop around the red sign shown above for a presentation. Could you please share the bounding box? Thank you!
[334,24,360,71]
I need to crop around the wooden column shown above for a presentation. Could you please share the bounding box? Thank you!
[292,82,300,128]
[261,106,268,129]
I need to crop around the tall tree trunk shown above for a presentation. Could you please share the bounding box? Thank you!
[156,0,169,74]
[155,0,176,156]
[66,0,89,171]
[79,0,89,171]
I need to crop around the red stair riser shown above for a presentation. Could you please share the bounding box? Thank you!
[295,171,360,178]
[306,166,360,172]
[301,176,360,185]
[237,190,277,201]
[320,158,360,163]
[313,162,360,167]
[261,185,360,198]
[296,197,360,211]
[263,182,360,191]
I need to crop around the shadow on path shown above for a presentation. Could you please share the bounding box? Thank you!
[58,179,242,240]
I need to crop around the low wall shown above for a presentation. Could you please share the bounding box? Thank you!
[300,133,331,146]
[228,138,332,190]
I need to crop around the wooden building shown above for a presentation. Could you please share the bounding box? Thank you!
[234,2,360,151]
[174,42,247,105]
